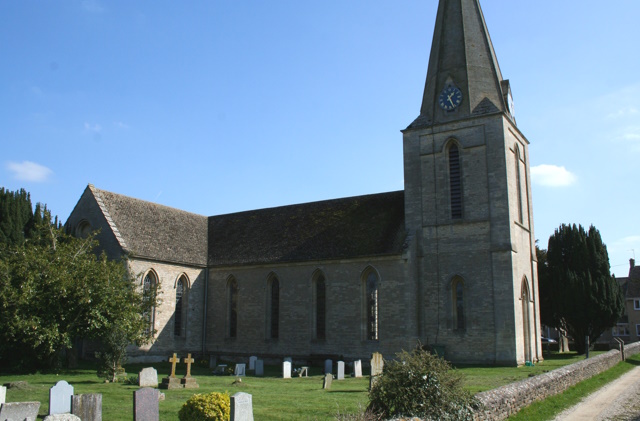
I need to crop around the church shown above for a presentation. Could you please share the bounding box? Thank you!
[66,0,542,366]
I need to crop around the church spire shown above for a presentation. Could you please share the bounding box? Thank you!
[409,0,513,129]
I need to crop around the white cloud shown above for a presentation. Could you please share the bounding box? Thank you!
[82,0,104,13]
[6,161,53,182]
[530,164,577,187]
[84,122,102,133]
[113,121,129,129]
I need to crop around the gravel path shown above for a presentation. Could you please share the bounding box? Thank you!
[552,365,640,421]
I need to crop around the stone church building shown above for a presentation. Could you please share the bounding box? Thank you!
[66,0,542,366]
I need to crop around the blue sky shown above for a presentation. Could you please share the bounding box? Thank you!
[1,0,639,275]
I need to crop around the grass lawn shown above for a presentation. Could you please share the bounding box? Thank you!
[0,351,616,420]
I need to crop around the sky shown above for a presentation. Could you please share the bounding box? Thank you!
[1,0,639,275]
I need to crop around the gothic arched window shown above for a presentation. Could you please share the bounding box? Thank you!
[174,275,188,337]
[227,277,238,338]
[364,269,379,341]
[267,275,280,339]
[448,143,463,219]
[515,145,524,224]
[142,270,158,337]
[452,277,465,331]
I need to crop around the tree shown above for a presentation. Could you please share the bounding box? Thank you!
[0,187,33,246]
[538,224,624,354]
[0,227,159,371]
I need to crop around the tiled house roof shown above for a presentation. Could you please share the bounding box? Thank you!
[92,187,208,266]
[208,190,407,267]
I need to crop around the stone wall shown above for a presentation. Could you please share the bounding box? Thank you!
[473,342,640,420]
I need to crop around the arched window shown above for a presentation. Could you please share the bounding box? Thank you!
[522,278,532,362]
[452,277,465,330]
[515,145,524,224]
[267,275,280,339]
[363,268,379,341]
[448,143,463,219]
[174,275,188,337]
[142,271,158,337]
[313,271,327,340]
[227,277,238,338]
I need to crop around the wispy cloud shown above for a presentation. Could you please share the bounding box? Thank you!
[531,164,577,187]
[82,0,104,13]
[113,121,129,129]
[6,161,53,182]
[84,122,102,133]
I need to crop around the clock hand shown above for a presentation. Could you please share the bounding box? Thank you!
[447,93,455,106]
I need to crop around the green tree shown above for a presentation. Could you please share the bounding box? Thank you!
[0,228,158,370]
[539,224,624,354]
[0,187,33,246]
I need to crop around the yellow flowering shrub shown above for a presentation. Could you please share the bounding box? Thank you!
[178,391,231,421]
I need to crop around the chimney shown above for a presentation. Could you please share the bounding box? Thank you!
[631,258,636,270]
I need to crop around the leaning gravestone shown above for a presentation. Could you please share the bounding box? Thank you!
[230,392,254,421]
[234,363,246,377]
[133,388,159,421]
[0,401,40,421]
[249,356,257,371]
[324,359,332,375]
[255,360,264,377]
[282,361,292,379]
[337,361,345,380]
[0,386,5,405]
[353,360,363,378]
[138,367,158,388]
[72,394,102,421]
[322,373,332,390]
[370,352,384,376]
[49,380,74,415]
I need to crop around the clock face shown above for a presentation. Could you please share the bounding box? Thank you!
[438,86,463,111]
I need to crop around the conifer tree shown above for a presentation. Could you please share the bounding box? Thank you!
[540,224,624,354]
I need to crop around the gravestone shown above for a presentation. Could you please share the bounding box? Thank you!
[230,392,254,421]
[353,360,363,378]
[138,367,158,388]
[234,364,246,377]
[44,414,81,421]
[283,357,292,363]
[0,386,5,405]
[159,353,182,389]
[71,394,102,421]
[322,373,332,390]
[49,380,74,415]
[255,360,264,377]
[282,361,292,379]
[298,366,309,377]
[209,355,217,369]
[133,387,159,421]
[370,352,384,376]
[213,364,228,375]
[181,353,199,389]
[0,401,40,421]
[337,361,345,380]
[249,356,257,370]
[324,359,332,375]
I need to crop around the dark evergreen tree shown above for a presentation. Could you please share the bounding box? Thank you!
[541,224,624,354]
[0,188,34,246]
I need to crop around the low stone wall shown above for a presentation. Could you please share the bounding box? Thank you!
[473,342,640,420]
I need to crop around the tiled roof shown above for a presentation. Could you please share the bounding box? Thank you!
[208,191,407,267]
[92,187,208,266]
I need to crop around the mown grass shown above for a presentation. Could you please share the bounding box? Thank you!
[0,351,625,420]
[507,352,640,420]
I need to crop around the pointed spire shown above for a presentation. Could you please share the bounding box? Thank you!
[408,0,512,129]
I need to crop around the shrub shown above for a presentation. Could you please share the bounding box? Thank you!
[178,391,230,421]
[367,347,478,420]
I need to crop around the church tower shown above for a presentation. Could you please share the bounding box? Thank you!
[403,0,541,365]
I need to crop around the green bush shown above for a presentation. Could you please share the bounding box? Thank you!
[178,391,230,421]
[367,347,478,420]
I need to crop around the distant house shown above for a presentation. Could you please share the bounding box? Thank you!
[600,259,640,345]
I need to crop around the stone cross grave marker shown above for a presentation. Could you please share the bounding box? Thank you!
[234,364,246,377]
[353,360,363,378]
[0,401,40,421]
[133,387,159,421]
[337,361,345,380]
[169,353,179,378]
[249,356,257,370]
[322,373,333,390]
[282,361,292,379]
[138,367,158,388]
[159,353,182,389]
[49,380,74,415]
[72,394,102,421]
[0,386,5,405]
[370,352,384,376]
[255,360,264,377]
[324,359,332,375]
[181,353,199,389]
[230,392,254,421]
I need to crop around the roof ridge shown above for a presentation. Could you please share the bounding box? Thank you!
[89,184,130,253]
